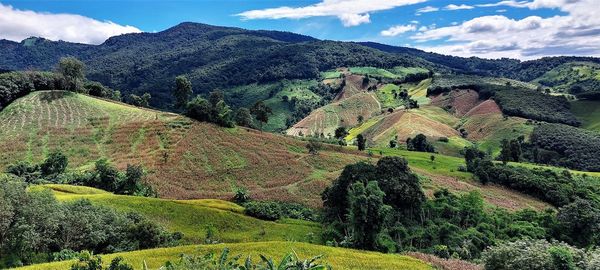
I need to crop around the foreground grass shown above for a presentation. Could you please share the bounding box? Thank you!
[38,185,322,244]
[18,242,431,270]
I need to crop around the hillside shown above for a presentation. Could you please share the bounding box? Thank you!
[0,91,367,207]
[17,242,432,270]
[34,184,321,244]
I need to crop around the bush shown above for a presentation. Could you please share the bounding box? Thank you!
[244,201,282,221]
[482,239,595,270]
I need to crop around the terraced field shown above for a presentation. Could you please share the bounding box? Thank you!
[460,113,533,155]
[0,91,181,169]
[287,75,381,137]
[18,242,431,270]
[0,91,369,207]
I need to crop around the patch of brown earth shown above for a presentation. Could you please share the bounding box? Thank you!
[430,89,481,117]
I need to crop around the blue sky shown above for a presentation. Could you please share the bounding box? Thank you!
[0,0,598,59]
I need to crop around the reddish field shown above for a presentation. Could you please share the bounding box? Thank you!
[464,99,502,117]
[363,110,460,145]
[430,90,481,117]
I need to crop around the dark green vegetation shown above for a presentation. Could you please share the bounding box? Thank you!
[533,62,600,98]
[529,123,600,171]
[320,157,571,260]
[482,239,600,270]
[7,152,156,197]
[0,23,431,109]
[406,134,436,153]
[0,177,180,268]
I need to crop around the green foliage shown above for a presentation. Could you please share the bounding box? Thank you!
[306,140,322,155]
[186,92,234,128]
[234,107,254,128]
[0,178,180,268]
[250,101,272,130]
[244,201,319,222]
[128,93,151,108]
[530,123,600,171]
[173,76,193,109]
[71,252,133,270]
[356,134,366,151]
[347,181,392,251]
[406,134,435,153]
[161,248,330,270]
[40,151,69,177]
[57,57,85,92]
[232,187,250,204]
[482,239,600,270]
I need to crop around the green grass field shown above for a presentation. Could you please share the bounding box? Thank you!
[18,242,431,270]
[376,84,404,109]
[571,100,600,132]
[35,185,322,244]
[349,67,399,78]
[372,148,471,180]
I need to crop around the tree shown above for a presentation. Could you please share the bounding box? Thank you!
[173,76,193,109]
[234,107,253,128]
[40,151,68,177]
[347,181,392,250]
[334,127,349,140]
[186,95,233,128]
[430,155,435,163]
[250,101,272,131]
[356,134,366,151]
[499,139,511,164]
[557,199,600,247]
[57,57,85,91]
[306,140,322,155]
[128,93,151,108]
[407,134,435,153]
[357,115,364,124]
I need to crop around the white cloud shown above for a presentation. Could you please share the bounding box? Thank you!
[416,6,439,14]
[237,0,426,27]
[0,3,141,45]
[381,24,417,36]
[444,4,475,10]
[496,9,508,12]
[413,0,600,59]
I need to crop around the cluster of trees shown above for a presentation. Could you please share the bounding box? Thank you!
[406,134,435,153]
[243,201,319,222]
[482,239,600,270]
[174,76,273,129]
[493,88,580,126]
[0,57,129,112]
[321,156,600,260]
[529,123,600,171]
[0,177,181,268]
[6,152,156,197]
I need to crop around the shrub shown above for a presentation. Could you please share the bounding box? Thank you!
[482,239,593,270]
[244,201,282,221]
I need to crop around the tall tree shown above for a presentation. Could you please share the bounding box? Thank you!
[250,101,272,131]
[356,134,366,151]
[173,76,193,109]
[234,107,253,128]
[499,139,512,165]
[347,181,391,250]
[57,57,85,91]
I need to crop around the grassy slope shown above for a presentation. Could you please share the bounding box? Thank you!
[35,184,321,244]
[571,100,600,132]
[372,148,550,211]
[18,242,431,270]
[0,91,368,207]
[533,62,600,92]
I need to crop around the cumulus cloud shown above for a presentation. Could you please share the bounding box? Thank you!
[381,24,417,36]
[0,3,141,45]
[416,6,439,14]
[444,4,475,10]
[237,0,426,27]
[413,0,600,59]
